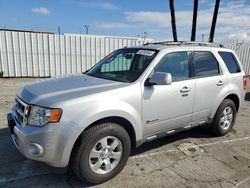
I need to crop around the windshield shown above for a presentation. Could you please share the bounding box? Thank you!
[87,48,158,83]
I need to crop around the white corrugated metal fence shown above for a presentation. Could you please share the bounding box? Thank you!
[0,31,151,77]
[0,30,249,77]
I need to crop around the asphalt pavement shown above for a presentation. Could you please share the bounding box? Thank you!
[0,78,250,188]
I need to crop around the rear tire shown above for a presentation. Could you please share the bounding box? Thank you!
[210,99,236,136]
[71,122,131,185]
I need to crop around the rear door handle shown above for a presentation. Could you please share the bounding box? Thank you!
[180,86,191,93]
[217,80,224,86]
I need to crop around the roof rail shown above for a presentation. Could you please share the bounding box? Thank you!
[143,41,224,47]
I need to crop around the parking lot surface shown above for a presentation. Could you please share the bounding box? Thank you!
[0,78,250,188]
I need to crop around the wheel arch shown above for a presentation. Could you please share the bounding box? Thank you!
[224,93,240,112]
[83,116,137,149]
[209,93,240,122]
[70,116,137,164]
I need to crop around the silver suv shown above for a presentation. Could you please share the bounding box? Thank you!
[8,42,247,184]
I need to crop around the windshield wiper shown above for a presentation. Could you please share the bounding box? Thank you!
[87,73,129,83]
[82,69,89,74]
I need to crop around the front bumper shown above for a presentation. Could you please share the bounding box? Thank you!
[7,112,79,167]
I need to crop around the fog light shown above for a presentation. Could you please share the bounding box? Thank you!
[28,143,44,157]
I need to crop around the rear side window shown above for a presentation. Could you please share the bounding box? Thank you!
[218,51,241,73]
[192,51,220,77]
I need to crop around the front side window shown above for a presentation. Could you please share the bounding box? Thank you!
[218,51,241,73]
[154,51,189,81]
[87,49,158,83]
[193,51,220,77]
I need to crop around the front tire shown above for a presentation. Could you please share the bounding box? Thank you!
[71,123,131,185]
[210,99,236,136]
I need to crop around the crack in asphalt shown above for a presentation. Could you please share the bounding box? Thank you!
[0,172,53,184]
[135,140,250,187]
[234,175,250,187]
[0,159,25,167]
[210,155,236,171]
[170,165,235,188]
[131,136,250,160]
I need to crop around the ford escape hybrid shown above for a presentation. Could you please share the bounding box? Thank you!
[7,42,247,184]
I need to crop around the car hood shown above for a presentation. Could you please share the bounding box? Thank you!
[17,74,127,107]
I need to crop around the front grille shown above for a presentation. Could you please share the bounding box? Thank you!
[13,97,29,126]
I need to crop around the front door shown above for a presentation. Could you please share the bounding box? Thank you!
[142,51,195,136]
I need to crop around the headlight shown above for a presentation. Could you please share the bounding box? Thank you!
[28,106,62,127]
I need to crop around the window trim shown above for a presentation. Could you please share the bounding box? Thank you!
[190,50,221,79]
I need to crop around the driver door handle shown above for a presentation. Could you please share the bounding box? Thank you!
[217,80,224,86]
[180,86,191,93]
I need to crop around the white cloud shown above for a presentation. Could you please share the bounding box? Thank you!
[95,22,131,29]
[125,11,169,28]
[99,2,119,10]
[199,0,210,4]
[32,7,51,15]
[228,32,250,42]
[124,0,250,43]
[70,1,118,10]
[125,9,211,29]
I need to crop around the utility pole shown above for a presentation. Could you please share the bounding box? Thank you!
[209,0,220,43]
[191,0,199,41]
[85,25,90,35]
[201,34,205,42]
[58,26,61,35]
[169,0,178,42]
[143,32,147,44]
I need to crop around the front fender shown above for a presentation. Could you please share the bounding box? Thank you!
[60,100,143,166]
[75,100,142,140]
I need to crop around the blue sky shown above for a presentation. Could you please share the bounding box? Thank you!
[1,0,250,44]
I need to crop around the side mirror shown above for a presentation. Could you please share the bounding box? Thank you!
[146,72,172,86]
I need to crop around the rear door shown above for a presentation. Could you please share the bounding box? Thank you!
[191,51,229,123]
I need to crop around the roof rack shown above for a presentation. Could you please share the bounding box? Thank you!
[143,41,224,47]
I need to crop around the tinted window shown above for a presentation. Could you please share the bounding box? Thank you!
[219,51,241,73]
[193,51,219,77]
[155,52,189,81]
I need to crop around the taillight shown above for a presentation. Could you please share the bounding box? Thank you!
[243,76,247,90]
